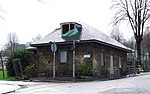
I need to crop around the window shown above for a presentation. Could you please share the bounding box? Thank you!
[110,55,114,75]
[62,24,69,34]
[119,56,122,68]
[70,24,75,30]
[60,51,67,63]
[62,24,75,35]
[100,52,105,66]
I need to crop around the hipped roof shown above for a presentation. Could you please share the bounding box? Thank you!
[31,22,132,52]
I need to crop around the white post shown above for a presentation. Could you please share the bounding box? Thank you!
[53,51,55,79]
[73,40,75,78]
[133,40,136,75]
[53,42,56,79]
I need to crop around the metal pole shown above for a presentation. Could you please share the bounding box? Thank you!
[73,40,75,78]
[53,42,56,79]
[0,52,4,78]
[53,51,55,79]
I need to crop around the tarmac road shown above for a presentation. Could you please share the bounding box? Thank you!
[1,72,150,94]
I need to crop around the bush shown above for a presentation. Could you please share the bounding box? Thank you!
[100,68,109,78]
[6,49,30,77]
[24,64,37,79]
[77,63,92,76]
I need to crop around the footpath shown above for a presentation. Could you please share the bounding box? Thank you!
[0,72,148,94]
[0,82,20,94]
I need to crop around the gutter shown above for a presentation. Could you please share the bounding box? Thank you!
[30,40,132,53]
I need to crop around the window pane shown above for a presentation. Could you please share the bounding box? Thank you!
[100,52,104,66]
[60,51,67,63]
[62,24,69,34]
[119,56,122,68]
[110,55,114,74]
[70,24,75,30]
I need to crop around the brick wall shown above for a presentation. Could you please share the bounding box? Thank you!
[34,42,127,78]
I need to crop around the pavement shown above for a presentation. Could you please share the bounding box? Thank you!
[0,82,20,94]
[0,81,38,94]
[0,72,149,94]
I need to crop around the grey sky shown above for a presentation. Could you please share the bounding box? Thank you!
[0,0,132,50]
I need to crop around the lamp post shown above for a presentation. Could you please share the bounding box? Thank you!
[73,40,75,78]
[51,42,57,79]
[72,40,80,79]
[53,48,56,79]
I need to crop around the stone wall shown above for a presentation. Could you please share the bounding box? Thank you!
[37,47,52,76]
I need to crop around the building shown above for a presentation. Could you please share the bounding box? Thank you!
[29,22,132,79]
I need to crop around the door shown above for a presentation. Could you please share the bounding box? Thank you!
[110,55,114,79]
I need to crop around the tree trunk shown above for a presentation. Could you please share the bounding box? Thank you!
[136,37,142,66]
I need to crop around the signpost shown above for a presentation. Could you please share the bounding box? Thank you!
[51,42,57,79]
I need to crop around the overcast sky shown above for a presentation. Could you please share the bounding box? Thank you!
[0,0,132,50]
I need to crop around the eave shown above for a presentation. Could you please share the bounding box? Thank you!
[31,39,132,53]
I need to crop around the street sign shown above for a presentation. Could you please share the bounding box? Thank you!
[51,42,57,52]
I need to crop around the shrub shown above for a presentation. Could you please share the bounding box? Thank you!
[6,49,30,77]
[77,63,92,76]
[24,64,37,79]
[100,68,109,78]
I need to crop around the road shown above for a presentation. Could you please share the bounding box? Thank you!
[1,72,150,94]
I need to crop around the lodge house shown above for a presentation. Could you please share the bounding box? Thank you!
[29,22,132,79]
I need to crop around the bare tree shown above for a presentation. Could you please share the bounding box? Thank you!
[110,25,126,44]
[112,0,150,65]
[124,36,135,49]
[142,27,150,57]
[7,32,19,51]
[32,34,42,43]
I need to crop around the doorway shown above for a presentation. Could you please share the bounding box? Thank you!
[110,55,114,79]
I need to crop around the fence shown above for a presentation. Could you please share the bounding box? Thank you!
[141,58,150,72]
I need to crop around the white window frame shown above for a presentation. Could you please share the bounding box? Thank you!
[62,24,75,34]
[119,56,122,68]
[110,55,114,75]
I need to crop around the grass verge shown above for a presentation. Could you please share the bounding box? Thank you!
[0,70,16,81]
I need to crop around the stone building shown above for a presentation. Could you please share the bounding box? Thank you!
[30,22,132,79]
